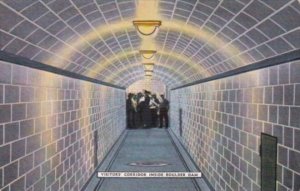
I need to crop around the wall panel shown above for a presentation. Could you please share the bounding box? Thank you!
[0,60,126,191]
[170,60,300,191]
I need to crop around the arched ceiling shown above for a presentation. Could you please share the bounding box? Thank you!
[127,79,166,94]
[0,0,299,88]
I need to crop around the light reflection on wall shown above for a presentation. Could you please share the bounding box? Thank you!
[27,68,126,178]
[86,50,208,80]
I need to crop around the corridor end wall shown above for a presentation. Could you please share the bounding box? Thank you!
[0,60,126,190]
[170,60,300,191]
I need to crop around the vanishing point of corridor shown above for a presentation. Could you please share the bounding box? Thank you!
[1,0,300,191]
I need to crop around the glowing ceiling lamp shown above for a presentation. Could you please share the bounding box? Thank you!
[145,75,152,80]
[145,70,153,76]
[140,50,157,59]
[145,74,152,78]
[133,20,161,36]
[143,63,154,71]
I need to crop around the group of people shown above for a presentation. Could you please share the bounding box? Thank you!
[126,90,169,129]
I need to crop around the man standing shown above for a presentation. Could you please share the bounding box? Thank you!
[137,92,145,128]
[143,90,151,128]
[149,94,160,127]
[126,93,135,129]
[159,94,169,128]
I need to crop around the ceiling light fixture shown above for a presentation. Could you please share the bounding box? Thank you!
[143,63,154,71]
[133,20,161,36]
[145,75,152,80]
[145,71,153,76]
[140,50,157,59]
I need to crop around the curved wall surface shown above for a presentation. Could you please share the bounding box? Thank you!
[127,79,166,95]
[0,60,126,191]
[170,60,300,191]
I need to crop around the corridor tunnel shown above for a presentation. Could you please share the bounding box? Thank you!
[0,0,300,190]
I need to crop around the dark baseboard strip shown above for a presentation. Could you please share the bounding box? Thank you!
[172,49,300,90]
[167,129,214,191]
[0,51,125,90]
[80,129,128,191]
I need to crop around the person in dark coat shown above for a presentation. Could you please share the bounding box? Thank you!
[142,90,151,128]
[159,94,169,128]
[137,92,144,128]
[126,93,135,129]
[131,94,138,127]
[149,94,160,127]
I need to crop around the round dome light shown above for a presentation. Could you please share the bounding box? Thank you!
[143,63,154,71]
[140,50,157,59]
[133,20,161,36]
